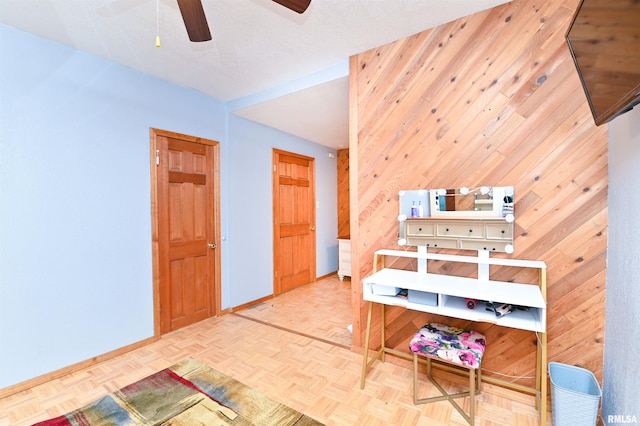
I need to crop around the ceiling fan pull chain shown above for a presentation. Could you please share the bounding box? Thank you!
[155,0,161,47]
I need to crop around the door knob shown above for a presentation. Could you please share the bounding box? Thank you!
[310,226,315,231]
[208,242,217,249]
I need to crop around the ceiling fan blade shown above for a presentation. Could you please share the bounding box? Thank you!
[271,0,311,14]
[176,0,211,42]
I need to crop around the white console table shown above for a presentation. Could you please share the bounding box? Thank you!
[360,248,548,425]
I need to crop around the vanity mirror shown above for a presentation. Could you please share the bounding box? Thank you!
[431,186,514,218]
[398,186,515,253]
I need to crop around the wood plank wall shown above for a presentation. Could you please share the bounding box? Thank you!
[337,149,350,239]
[349,0,608,388]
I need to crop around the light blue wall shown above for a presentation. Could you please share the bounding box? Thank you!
[603,106,640,423]
[0,24,227,388]
[0,24,338,389]
[226,116,338,308]
[224,62,343,308]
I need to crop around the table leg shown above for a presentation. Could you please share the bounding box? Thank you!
[540,331,547,425]
[536,333,541,410]
[360,301,374,389]
[380,304,386,362]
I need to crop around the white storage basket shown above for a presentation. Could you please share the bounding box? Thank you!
[549,362,601,426]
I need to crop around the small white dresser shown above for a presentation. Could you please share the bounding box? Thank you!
[338,238,351,280]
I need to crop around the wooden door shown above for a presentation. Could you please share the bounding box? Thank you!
[151,129,220,335]
[273,149,316,294]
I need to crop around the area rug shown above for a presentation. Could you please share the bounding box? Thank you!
[33,358,323,426]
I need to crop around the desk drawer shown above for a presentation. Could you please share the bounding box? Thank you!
[406,221,435,237]
[460,239,509,252]
[485,223,512,240]
[437,223,484,238]
[421,238,458,249]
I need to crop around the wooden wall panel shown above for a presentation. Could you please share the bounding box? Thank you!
[337,149,350,239]
[350,0,608,388]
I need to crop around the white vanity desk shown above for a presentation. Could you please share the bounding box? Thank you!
[360,247,548,425]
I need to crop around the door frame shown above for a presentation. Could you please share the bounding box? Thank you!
[150,128,221,337]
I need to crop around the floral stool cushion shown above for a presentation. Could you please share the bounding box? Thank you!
[409,323,486,369]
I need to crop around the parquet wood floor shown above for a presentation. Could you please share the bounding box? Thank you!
[235,275,354,349]
[0,275,547,425]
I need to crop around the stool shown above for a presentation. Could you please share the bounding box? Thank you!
[409,323,486,426]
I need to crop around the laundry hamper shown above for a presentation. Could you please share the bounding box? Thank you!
[549,362,602,426]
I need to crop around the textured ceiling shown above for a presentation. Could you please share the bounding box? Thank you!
[0,0,509,148]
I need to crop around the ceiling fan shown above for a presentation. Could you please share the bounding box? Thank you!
[176,0,312,42]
